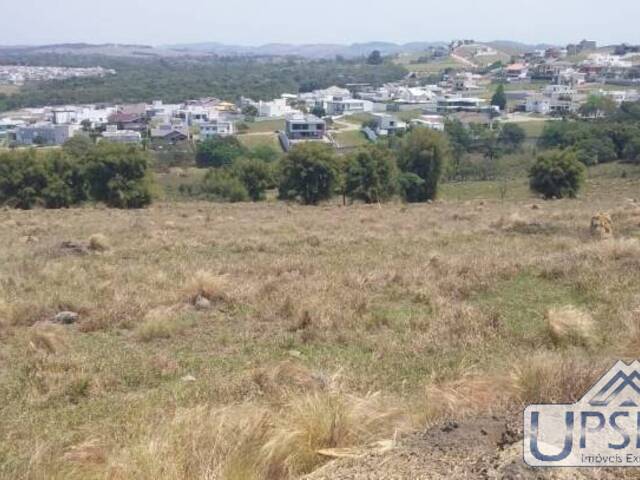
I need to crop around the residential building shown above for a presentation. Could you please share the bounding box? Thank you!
[410,115,445,131]
[101,125,142,144]
[15,123,80,145]
[435,96,490,113]
[285,114,326,140]
[373,114,406,136]
[200,119,235,139]
[504,63,529,82]
[324,98,373,116]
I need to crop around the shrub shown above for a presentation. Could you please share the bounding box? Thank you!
[278,143,339,205]
[83,143,154,208]
[200,168,249,202]
[232,158,272,201]
[344,145,398,203]
[196,136,247,168]
[498,123,526,153]
[397,128,449,202]
[529,150,586,199]
[574,136,618,165]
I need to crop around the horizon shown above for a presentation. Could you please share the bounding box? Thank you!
[1,0,639,47]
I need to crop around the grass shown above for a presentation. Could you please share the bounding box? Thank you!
[242,119,285,134]
[0,84,20,95]
[1,165,640,478]
[333,130,368,148]
[238,133,283,150]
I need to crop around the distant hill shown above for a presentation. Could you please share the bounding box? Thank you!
[164,41,448,59]
[484,40,557,56]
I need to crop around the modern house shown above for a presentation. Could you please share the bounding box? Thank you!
[324,98,373,116]
[15,123,80,145]
[409,115,445,131]
[200,119,235,139]
[101,125,142,144]
[284,114,326,140]
[150,123,190,143]
[373,114,406,136]
[435,96,490,113]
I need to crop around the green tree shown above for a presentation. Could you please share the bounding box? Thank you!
[232,158,272,201]
[249,144,281,163]
[397,128,450,202]
[242,104,259,118]
[574,136,617,165]
[491,84,507,111]
[367,50,384,65]
[198,168,249,202]
[529,150,586,199]
[278,143,339,205]
[579,95,617,118]
[196,136,247,168]
[498,123,526,153]
[344,145,398,203]
[444,119,471,178]
[83,143,154,208]
[62,135,95,158]
[311,105,326,118]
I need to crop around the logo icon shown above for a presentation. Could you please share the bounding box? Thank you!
[524,360,640,467]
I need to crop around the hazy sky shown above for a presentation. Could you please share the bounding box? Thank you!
[1,0,639,46]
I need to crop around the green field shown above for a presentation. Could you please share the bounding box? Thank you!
[238,133,283,150]
[333,130,368,148]
[244,119,285,133]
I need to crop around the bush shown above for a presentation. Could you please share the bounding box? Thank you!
[498,123,526,153]
[196,136,247,168]
[232,157,272,201]
[397,128,449,202]
[529,150,586,199]
[574,136,617,165]
[84,143,154,208]
[344,145,397,203]
[199,168,249,202]
[278,143,339,205]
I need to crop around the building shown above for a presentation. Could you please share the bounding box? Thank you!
[324,98,373,116]
[504,63,529,82]
[409,115,445,131]
[285,114,326,140]
[15,123,80,145]
[373,114,406,136]
[435,96,490,114]
[200,119,235,139]
[101,125,142,144]
[150,123,190,143]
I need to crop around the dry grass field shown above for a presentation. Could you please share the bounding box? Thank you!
[1,167,640,479]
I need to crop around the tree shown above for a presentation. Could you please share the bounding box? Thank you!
[579,95,617,118]
[242,104,259,118]
[367,50,384,65]
[198,168,249,202]
[529,150,585,199]
[491,84,507,111]
[311,105,326,118]
[196,136,247,168]
[397,128,450,202]
[62,135,94,159]
[278,143,339,205]
[83,143,154,208]
[232,158,272,201]
[498,123,526,153]
[574,136,617,165]
[444,119,471,178]
[249,145,281,163]
[344,145,398,203]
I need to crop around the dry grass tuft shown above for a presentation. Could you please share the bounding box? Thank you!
[511,353,606,404]
[88,233,111,252]
[135,306,191,342]
[63,438,107,465]
[545,305,597,347]
[263,391,404,477]
[28,323,68,355]
[251,361,328,398]
[182,270,231,305]
[590,212,613,239]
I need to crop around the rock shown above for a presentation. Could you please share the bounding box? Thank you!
[194,295,211,311]
[530,204,540,210]
[590,213,613,239]
[59,241,89,256]
[181,375,197,382]
[88,234,110,252]
[53,311,79,325]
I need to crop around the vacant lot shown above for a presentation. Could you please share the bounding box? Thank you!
[1,167,640,479]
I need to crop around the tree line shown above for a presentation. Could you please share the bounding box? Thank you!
[0,137,153,209]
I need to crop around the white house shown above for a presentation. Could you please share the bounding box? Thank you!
[200,119,235,139]
[410,115,445,131]
[324,98,373,116]
[15,123,80,145]
[101,125,142,144]
[373,114,406,136]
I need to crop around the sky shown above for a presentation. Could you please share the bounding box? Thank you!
[1,0,639,47]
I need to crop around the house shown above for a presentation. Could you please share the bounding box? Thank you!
[101,125,141,144]
[200,119,235,139]
[284,114,326,140]
[504,63,529,82]
[525,95,551,114]
[0,118,24,140]
[150,123,190,143]
[324,98,373,116]
[256,98,295,118]
[108,112,147,132]
[373,114,406,136]
[436,96,490,114]
[15,123,80,145]
[410,115,445,131]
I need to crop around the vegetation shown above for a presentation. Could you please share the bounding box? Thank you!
[397,128,450,202]
[0,54,408,111]
[196,136,247,168]
[344,145,398,203]
[491,84,507,111]
[0,142,153,209]
[278,143,340,205]
[529,149,586,199]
